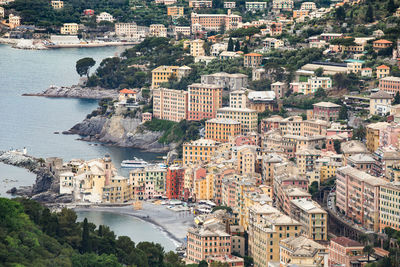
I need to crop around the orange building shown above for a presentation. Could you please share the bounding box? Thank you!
[205,118,241,142]
[166,166,185,199]
[153,88,188,122]
[293,10,309,19]
[188,83,223,121]
[167,6,184,17]
[183,139,219,166]
[243,53,262,67]
[373,39,393,52]
[191,11,242,31]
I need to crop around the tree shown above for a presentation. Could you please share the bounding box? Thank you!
[339,105,348,120]
[393,92,400,105]
[198,260,209,267]
[243,45,249,54]
[76,57,96,77]
[387,0,396,13]
[366,4,374,23]
[314,88,327,98]
[315,67,324,77]
[227,37,234,51]
[81,218,90,253]
[334,140,341,154]
[363,245,375,262]
[353,125,366,141]
[234,40,241,52]
[335,6,345,21]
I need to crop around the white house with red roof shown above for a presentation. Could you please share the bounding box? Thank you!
[118,89,137,102]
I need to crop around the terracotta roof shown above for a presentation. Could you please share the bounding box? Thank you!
[373,39,393,44]
[376,65,390,69]
[331,237,363,247]
[119,89,136,94]
[245,53,262,57]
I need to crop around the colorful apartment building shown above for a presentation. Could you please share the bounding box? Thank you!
[167,6,184,17]
[366,122,390,152]
[272,0,294,10]
[189,39,205,57]
[369,90,392,116]
[129,167,166,200]
[201,72,248,91]
[290,198,328,241]
[217,107,258,134]
[153,88,188,122]
[150,24,167,37]
[245,1,268,11]
[166,166,185,199]
[60,23,79,35]
[189,0,212,8]
[336,166,388,232]
[312,101,341,121]
[243,53,262,68]
[376,64,390,79]
[191,11,242,31]
[102,176,131,203]
[188,83,223,121]
[183,139,219,166]
[296,148,321,175]
[373,39,393,52]
[51,0,64,9]
[379,76,400,94]
[328,237,364,267]
[151,65,191,89]
[379,182,400,232]
[205,118,241,142]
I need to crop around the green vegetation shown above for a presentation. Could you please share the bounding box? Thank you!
[0,197,188,267]
[76,57,96,78]
[211,206,233,214]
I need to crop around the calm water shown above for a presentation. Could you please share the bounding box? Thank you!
[0,44,173,249]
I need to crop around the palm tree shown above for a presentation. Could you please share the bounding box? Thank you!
[363,245,374,262]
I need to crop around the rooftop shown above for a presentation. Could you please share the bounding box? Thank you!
[370,90,392,99]
[331,236,363,248]
[313,101,341,108]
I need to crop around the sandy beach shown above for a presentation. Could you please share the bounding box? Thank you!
[74,202,195,245]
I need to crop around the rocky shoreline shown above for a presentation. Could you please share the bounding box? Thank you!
[22,85,119,100]
[64,115,177,153]
[0,150,72,203]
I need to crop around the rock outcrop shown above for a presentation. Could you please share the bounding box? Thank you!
[23,85,118,100]
[66,115,176,152]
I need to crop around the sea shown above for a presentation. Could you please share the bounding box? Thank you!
[0,44,176,251]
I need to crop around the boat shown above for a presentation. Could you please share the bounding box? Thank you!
[121,157,149,168]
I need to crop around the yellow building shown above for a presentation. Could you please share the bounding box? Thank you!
[189,39,205,57]
[151,65,191,89]
[8,14,21,29]
[366,122,390,152]
[233,145,257,175]
[102,176,131,203]
[216,107,258,134]
[183,139,219,166]
[376,65,390,79]
[295,148,321,175]
[205,118,241,142]
[51,0,64,9]
[290,198,328,241]
[194,172,214,200]
[379,182,400,232]
[61,23,79,35]
[167,6,184,17]
[150,24,167,37]
[280,236,328,267]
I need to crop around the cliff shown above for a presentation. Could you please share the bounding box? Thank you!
[65,115,176,152]
[23,85,118,100]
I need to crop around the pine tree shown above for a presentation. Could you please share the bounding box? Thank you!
[243,45,249,54]
[81,218,90,253]
[393,92,400,105]
[227,37,234,51]
[366,4,374,23]
[234,40,240,52]
[388,0,396,13]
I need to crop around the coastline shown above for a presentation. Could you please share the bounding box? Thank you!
[22,85,118,100]
[74,202,194,246]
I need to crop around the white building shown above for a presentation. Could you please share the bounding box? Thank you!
[96,12,115,23]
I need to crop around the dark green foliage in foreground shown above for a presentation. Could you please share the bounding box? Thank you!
[0,198,185,267]
[212,206,233,214]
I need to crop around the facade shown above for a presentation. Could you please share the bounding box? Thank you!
[167,6,184,17]
[376,64,390,79]
[245,2,268,11]
[290,198,328,241]
[224,1,236,8]
[271,82,286,99]
[130,167,166,200]
[309,77,332,91]
[150,24,167,37]
[191,11,242,31]
[183,139,219,166]
[96,12,114,23]
[369,90,392,116]
[217,107,258,134]
[188,83,223,121]
[205,118,241,142]
[151,65,191,89]
[366,122,390,152]
[153,88,188,122]
[230,89,249,109]
[373,39,393,52]
[51,0,64,9]
[380,182,400,232]
[379,76,400,94]
[300,1,316,10]
[190,39,205,57]
[272,0,294,10]
[244,53,262,68]
[201,72,248,91]
[328,237,364,267]
[60,23,79,35]
[312,102,341,121]
[189,0,212,8]
[8,14,20,29]
[166,166,185,199]
[336,166,388,231]
[115,23,140,39]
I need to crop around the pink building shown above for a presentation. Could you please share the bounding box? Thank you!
[329,237,364,267]
[142,112,152,123]
[188,83,222,121]
[379,123,400,148]
[336,166,388,232]
[312,102,341,121]
[274,175,310,214]
[379,76,400,94]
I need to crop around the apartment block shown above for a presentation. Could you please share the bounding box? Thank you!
[115,23,139,39]
[189,39,205,57]
[201,72,248,91]
[153,88,188,122]
[129,167,166,200]
[191,12,242,32]
[290,198,328,241]
[102,176,131,203]
[60,23,79,35]
[188,83,223,121]
[366,122,390,152]
[189,0,212,8]
[183,139,219,166]
[379,182,400,232]
[51,0,64,9]
[205,118,241,142]
[167,6,184,17]
[150,24,167,37]
[217,107,258,134]
[151,65,191,88]
[243,53,262,68]
[376,64,390,79]
[245,2,268,11]
[328,237,364,267]
[272,0,294,10]
[379,76,400,94]
[369,90,392,116]
[166,166,185,199]
[312,101,341,121]
[336,166,388,232]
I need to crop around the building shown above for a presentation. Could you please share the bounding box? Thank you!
[224,1,236,8]
[0,7,4,18]
[328,237,364,267]
[293,9,309,19]
[312,102,341,121]
[361,67,372,77]
[247,91,276,113]
[300,1,316,10]
[296,148,321,175]
[115,23,139,39]
[51,0,64,9]
[280,236,328,267]
[189,39,205,57]
[369,90,392,116]
[188,83,223,121]
[309,77,332,91]
[150,24,167,37]
[130,167,166,200]
[183,139,219,165]
[207,255,244,267]
[201,72,248,91]
[189,0,212,8]
[272,0,294,10]
[166,166,185,199]
[366,122,390,152]
[151,65,191,89]
[263,38,284,50]
[153,88,188,122]
[167,6,184,17]
[244,53,262,68]
[118,88,137,102]
[191,11,242,31]
[245,2,268,11]
[60,23,79,35]
[336,166,388,231]
[271,81,286,99]
[380,182,400,232]
[142,112,152,123]
[376,65,390,79]
[83,9,95,16]
[8,14,21,29]
[96,12,114,23]
[230,89,249,109]
[217,107,258,134]
[347,154,375,172]
[379,76,400,95]
[205,118,241,142]
[373,39,393,52]
[290,198,328,241]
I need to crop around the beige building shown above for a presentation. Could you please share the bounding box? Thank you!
[51,0,64,9]
[150,24,167,37]
[366,122,390,152]
[115,23,138,39]
[60,23,79,35]
[183,139,219,166]
[369,90,392,116]
[217,107,258,134]
[151,65,191,89]
[96,12,114,23]
[230,89,250,109]
[189,39,205,57]
[153,88,188,122]
[205,118,241,142]
[8,14,21,29]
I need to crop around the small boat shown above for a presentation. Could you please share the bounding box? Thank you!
[121,157,149,168]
